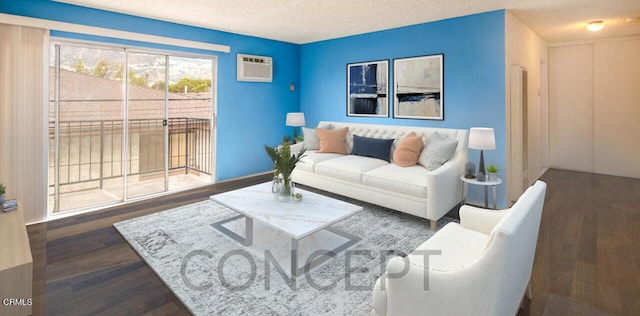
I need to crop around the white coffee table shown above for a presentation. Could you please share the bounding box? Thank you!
[210,182,363,276]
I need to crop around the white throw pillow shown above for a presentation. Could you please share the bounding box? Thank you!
[419,132,459,171]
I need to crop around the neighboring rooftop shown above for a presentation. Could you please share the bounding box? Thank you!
[49,68,211,122]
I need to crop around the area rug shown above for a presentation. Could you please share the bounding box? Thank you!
[114,194,455,315]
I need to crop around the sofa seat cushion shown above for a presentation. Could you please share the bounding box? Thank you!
[315,155,388,184]
[296,151,344,172]
[411,222,489,270]
[363,164,430,198]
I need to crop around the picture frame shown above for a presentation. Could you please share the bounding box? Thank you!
[393,54,444,120]
[346,60,389,117]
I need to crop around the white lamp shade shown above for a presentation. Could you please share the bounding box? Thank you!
[468,127,496,150]
[286,112,305,127]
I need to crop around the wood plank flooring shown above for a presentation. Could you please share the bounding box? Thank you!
[25,169,640,315]
[27,174,271,316]
[518,169,640,316]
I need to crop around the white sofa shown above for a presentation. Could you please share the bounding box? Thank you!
[371,180,547,316]
[291,121,468,229]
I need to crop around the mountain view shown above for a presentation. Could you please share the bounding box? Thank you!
[50,45,213,90]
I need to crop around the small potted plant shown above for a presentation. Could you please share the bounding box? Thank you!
[486,164,500,181]
[0,183,5,204]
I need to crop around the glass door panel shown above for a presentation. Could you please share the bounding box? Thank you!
[126,52,168,199]
[167,56,213,190]
[49,44,126,213]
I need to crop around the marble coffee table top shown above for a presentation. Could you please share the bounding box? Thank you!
[210,182,362,239]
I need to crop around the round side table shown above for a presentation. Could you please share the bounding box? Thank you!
[460,175,502,209]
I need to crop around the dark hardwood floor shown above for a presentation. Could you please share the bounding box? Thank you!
[519,169,640,316]
[26,169,640,315]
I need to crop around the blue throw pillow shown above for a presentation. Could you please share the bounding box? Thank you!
[351,135,394,162]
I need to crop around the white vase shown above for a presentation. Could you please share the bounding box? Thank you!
[488,172,498,182]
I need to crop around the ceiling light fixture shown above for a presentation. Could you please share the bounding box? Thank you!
[587,20,604,32]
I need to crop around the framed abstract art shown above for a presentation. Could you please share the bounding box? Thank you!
[347,60,389,117]
[393,54,444,120]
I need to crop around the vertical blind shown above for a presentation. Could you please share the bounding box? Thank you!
[0,23,48,223]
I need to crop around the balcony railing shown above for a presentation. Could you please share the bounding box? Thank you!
[48,118,211,191]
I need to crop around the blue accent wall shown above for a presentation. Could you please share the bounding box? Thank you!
[3,1,508,206]
[1,0,300,181]
[300,11,507,206]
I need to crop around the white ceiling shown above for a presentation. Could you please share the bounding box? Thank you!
[56,0,640,44]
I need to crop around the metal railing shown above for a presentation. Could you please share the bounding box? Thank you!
[48,118,211,190]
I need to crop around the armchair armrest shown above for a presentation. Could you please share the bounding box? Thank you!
[459,205,509,235]
[375,254,495,315]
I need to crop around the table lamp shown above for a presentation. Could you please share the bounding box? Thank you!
[286,112,305,144]
[468,127,495,182]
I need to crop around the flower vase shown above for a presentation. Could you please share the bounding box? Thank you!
[271,175,282,196]
[279,174,295,201]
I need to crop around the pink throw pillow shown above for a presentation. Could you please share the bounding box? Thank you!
[316,127,349,154]
[393,132,424,167]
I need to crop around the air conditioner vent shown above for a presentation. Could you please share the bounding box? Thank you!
[237,54,272,82]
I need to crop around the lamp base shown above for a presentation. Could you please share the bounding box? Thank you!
[292,128,298,144]
[477,150,486,182]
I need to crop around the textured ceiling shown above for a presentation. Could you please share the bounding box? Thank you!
[56,0,640,44]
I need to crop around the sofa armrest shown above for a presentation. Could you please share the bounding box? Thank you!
[459,205,509,235]
[289,141,305,155]
[425,158,464,221]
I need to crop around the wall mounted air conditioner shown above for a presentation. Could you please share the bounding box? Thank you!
[237,53,272,82]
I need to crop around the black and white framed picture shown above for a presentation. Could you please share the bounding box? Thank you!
[347,60,389,117]
[393,54,444,120]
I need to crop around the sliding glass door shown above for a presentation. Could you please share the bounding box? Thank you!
[49,42,214,214]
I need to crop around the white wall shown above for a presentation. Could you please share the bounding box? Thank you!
[505,12,549,204]
[549,37,640,178]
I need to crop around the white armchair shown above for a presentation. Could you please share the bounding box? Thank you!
[372,181,547,316]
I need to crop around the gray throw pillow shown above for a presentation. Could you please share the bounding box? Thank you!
[303,123,333,150]
[419,132,459,171]
[302,127,320,150]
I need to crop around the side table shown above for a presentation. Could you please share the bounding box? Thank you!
[460,175,502,209]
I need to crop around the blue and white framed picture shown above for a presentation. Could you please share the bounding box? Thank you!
[393,54,444,120]
[347,60,389,117]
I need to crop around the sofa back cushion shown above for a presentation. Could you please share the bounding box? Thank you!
[393,132,424,167]
[351,135,394,162]
[317,127,349,154]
